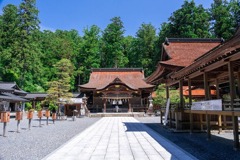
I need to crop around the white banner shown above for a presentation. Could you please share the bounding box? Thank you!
[191,99,222,111]
[164,98,170,125]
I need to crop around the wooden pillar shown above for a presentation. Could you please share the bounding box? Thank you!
[179,79,184,108]
[163,85,169,125]
[215,79,220,99]
[188,78,193,134]
[237,72,240,98]
[228,61,236,110]
[218,115,222,134]
[228,61,239,149]
[215,79,222,133]
[203,72,210,100]
[103,99,106,113]
[166,85,169,99]
[206,113,211,140]
[200,114,203,131]
[128,99,132,112]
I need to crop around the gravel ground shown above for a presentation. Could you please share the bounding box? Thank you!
[0,113,101,160]
[136,116,240,160]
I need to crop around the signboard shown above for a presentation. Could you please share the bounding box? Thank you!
[191,99,222,111]
[164,98,170,125]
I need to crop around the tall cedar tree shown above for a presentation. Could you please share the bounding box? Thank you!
[0,5,20,82]
[101,17,128,68]
[168,0,211,38]
[133,23,157,76]
[17,0,43,91]
[78,25,101,84]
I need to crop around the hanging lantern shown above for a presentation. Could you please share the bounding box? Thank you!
[118,100,122,105]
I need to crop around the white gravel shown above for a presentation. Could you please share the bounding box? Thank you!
[0,112,101,160]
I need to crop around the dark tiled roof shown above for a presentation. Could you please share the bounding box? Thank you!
[0,92,28,102]
[80,68,154,90]
[0,82,27,95]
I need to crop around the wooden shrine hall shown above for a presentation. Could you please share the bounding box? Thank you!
[147,27,240,149]
[79,68,154,113]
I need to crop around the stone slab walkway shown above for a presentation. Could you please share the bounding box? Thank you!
[43,117,197,160]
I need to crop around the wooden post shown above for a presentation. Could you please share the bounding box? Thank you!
[237,72,240,98]
[228,61,239,149]
[200,114,203,131]
[188,78,193,134]
[179,79,184,108]
[160,110,163,124]
[215,79,220,99]
[206,113,211,140]
[218,115,222,134]
[103,99,106,113]
[203,72,210,100]
[128,99,132,112]
[233,116,239,150]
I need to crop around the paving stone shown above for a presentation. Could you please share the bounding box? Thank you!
[44,117,197,160]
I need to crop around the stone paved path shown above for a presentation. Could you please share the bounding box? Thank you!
[43,117,197,160]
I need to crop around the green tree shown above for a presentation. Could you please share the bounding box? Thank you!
[45,58,74,114]
[40,29,82,90]
[153,84,181,108]
[168,0,211,38]
[132,23,157,76]
[78,25,101,84]
[123,36,135,67]
[17,0,43,91]
[210,0,240,39]
[0,4,20,82]
[101,17,128,68]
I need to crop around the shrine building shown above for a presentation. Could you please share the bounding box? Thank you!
[79,68,155,113]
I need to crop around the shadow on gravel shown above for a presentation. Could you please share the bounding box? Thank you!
[125,122,240,160]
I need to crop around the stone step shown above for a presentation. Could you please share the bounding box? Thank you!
[89,112,145,117]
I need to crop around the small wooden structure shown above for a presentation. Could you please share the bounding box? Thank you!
[79,68,154,113]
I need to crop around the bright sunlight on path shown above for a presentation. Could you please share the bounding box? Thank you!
[43,117,196,160]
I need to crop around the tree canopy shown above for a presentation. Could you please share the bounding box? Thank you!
[0,0,239,92]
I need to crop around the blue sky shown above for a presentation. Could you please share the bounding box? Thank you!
[0,0,213,36]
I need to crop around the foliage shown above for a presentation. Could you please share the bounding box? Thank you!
[44,58,74,113]
[36,103,42,111]
[0,1,239,92]
[132,23,157,76]
[48,102,58,113]
[101,17,128,68]
[167,0,211,38]
[78,25,101,84]
[25,102,33,111]
[153,84,182,108]
[210,0,240,39]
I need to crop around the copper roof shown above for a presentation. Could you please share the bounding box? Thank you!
[146,38,221,84]
[171,27,240,79]
[163,39,221,67]
[80,68,154,90]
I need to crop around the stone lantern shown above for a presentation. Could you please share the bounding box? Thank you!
[147,93,154,115]
[0,102,10,137]
[15,105,23,133]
